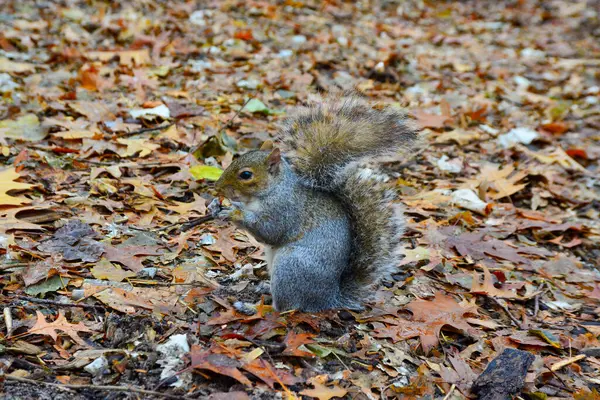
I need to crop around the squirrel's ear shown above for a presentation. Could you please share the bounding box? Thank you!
[267,148,281,174]
[260,140,274,150]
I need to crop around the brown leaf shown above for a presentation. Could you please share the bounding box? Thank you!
[471,266,523,299]
[374,292,480,353]
[189,345,252,386]
[439,226,552,268]
[412,110,450,128]
[27,311,93,346]
[282,331,316,357]
[103,244,163,273]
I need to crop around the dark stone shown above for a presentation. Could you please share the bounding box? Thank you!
[471,348,535,400]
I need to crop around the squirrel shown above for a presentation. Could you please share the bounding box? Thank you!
[214,93,418,312]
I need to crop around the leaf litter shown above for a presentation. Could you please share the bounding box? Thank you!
[1,1,599,399]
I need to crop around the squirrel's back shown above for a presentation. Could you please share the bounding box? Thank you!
[279,93,419,304]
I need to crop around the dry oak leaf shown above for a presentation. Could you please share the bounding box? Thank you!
[169,193,207,215]
[188,345,252,386]
[300,374,348,400]
[27,311,93,346]
[282,331,316,357]
[373,292,480,353]
[116,138,160,158]
[471,265,524,299]
[412,110,450,129]
[0,168,35,206]
[465,163,529,200]
[439,226,552,268]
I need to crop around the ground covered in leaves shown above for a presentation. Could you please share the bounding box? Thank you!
[1,1,599,399]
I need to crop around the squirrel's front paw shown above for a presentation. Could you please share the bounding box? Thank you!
[217,205,244,222]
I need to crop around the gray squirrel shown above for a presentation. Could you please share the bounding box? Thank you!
[214,93,418,312]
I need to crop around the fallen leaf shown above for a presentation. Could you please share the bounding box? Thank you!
[116,138,161,157]
[27,311,93,346]
[0,168,35,206]
[471,266,522,299]
[300,374,348,400]
[91,258,136,282]
[189,165,223,181]
[0,114,46,142]
[189,345,252,385]
[0,57,35,73]
[374,292,479,353]
[282,331,316,357]
[37,220,104,262]
[412,110,450,128]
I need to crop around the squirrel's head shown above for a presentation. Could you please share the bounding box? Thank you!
[215,141,282,202]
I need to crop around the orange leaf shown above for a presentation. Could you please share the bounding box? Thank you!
[541,121,569,135]
[282,331,316,357]
[470,266,522,299]
[234,29,254,41]
[300,374,348,400]
[27,311,93,346]
[374,292,479,353]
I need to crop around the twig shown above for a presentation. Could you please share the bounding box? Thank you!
[4,375,180,399]
[157,214,215,232]
[491,297,521,327]
[442,383,456,400]
[180,215,215,231]
[332,351,351,371]
[14,295,105,310]
[550,354,586,372]
[117,122,175,138]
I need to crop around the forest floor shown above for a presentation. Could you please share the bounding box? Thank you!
[1,1,599,399]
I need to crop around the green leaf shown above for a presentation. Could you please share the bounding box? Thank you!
[528,329,561,349]
[244,98,270,114]
[305,343,347,358]
[25,275,69,297]
[189,165,223,181]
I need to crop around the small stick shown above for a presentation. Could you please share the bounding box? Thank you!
[442,383,456,400]
[180,215,215,231]
[158,214,215,232]
[117,122,175,138]
[4,375,180,399]
[492,297,521,328]
[14,295,105,310]
[550,354,586,372]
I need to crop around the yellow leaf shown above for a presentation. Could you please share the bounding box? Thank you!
[0,168,34,206]
[0,114,46,142]
[0,57,35,73]
[189,165,223,181]
[300,375,348,400]
[116,138,160,157]
[91,259,136,282]
[52,130,97,139]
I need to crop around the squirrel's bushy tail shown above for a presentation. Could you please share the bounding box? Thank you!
[280,93,418,304]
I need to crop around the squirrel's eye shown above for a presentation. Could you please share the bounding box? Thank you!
[239,171,253,180]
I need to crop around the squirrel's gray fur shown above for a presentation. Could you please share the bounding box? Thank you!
[215,92,418,312]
